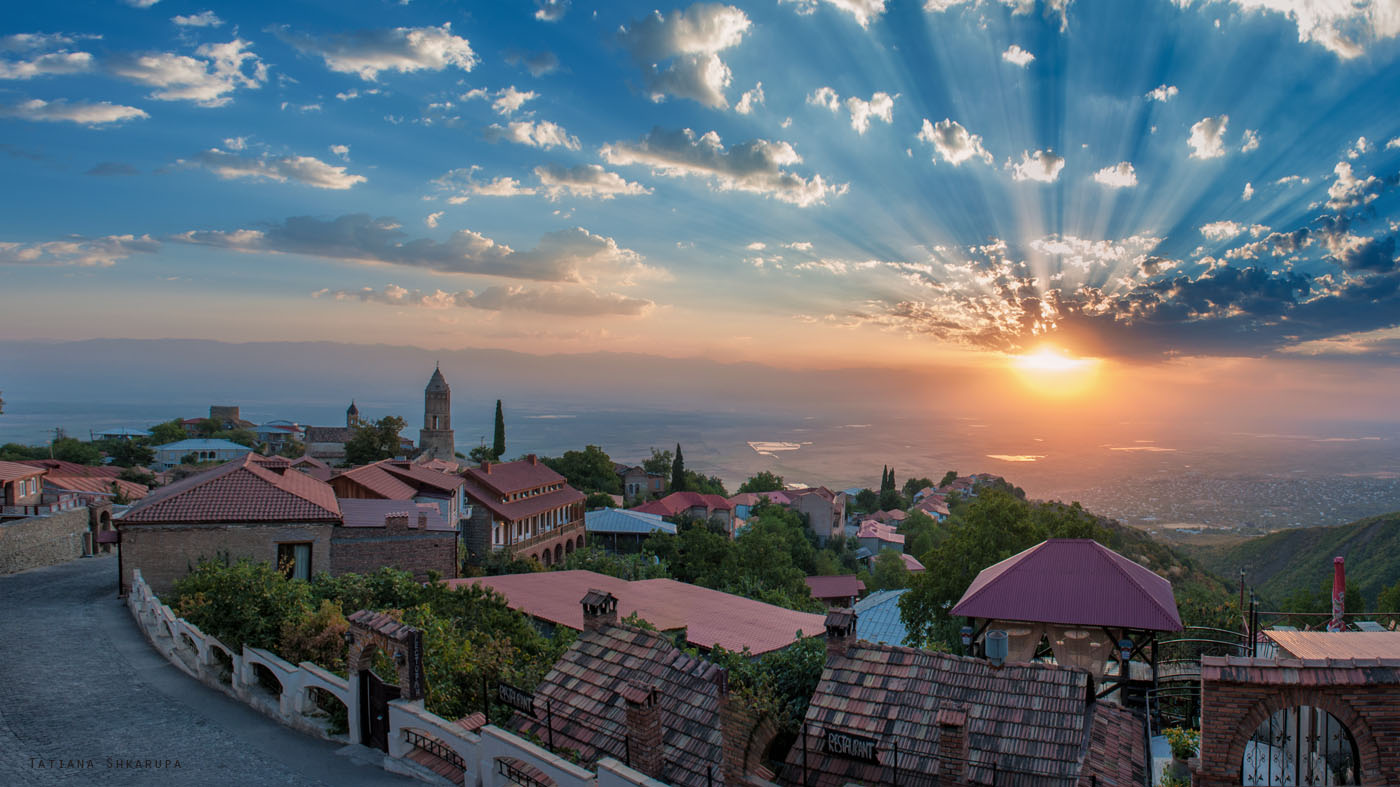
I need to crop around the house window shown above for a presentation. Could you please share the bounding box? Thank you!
[277,542,312,581]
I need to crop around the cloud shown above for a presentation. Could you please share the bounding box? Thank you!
[1346,136,1371,159]
[277,23,476,81]
[1242,181,1254,201]
[601,127,846,207]
[490,85,537,115]
[923,0,1073,31]
[1204,0,1400,59]
[1145,84,1178,102]
[0,234,159,266]
[0,50,94,79]
[1326,161,1381,212]
[329,144,350,161]
[916,118,993,165]
[174,215,654,284]
[1011,149,1065,182]
[1002,44,1035,66]
[107,39,266,107]
[124,0,161,7]
[534,0,571,22]
[0,98,148,125]
[534,163,652,200]
[433,168,538,202]
[470,177,537,198]
[779,0,888,28]
[1092,161,1137,188]
[317,283,653,316]
[617,4,751,109]
[746,242,766,250]
[86,161,140,176]
[1200,220,1268,241]
[807,86,840,112]
[845,92,896,134]
[1240,128,1260,153]
[180,147,367,189]
[1188,114,1228,159]
[1387,137,1400,150]
[486,119,580,150]
[172,11,222,27]
[735,82,763,114]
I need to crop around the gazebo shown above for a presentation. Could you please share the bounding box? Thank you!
[951,538,1183,709]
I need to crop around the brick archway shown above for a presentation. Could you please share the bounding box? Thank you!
[1224,689,1380,784]
[345,610,425,700]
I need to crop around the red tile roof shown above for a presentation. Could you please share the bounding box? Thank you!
[15,459,122,478]
[463,457,565,496]
[783,640,1146,786]
[951,539,1183,632]
[44,475,149,500]
[633,491,732,518]
[0,460,46,482]
[120,454,341,524]
[451,570,824,654]
[289,454,333,481]
[333,462,418,499]
[379,460,463,493]
[805,575,866,601]
[461,477,583,523]
[513,620,725,787]
[901,553,925,572]
[857,520,904,544]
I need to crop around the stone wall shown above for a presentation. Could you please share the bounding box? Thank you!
[118,522,334,595]
[0,507,93,574]
[330,528,457,581]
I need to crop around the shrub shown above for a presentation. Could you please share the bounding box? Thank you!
[1164,726,1200,760]
[171,557,310,651]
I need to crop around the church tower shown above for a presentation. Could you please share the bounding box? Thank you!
[346,400,359,428]
[418,365,455,461]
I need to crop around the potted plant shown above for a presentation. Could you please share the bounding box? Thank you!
[1163,727,1200,782]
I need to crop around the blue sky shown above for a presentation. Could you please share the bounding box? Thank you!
[2,0,1398,368]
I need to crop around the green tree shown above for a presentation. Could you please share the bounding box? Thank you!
[683,470,728,497]
[148,419,187,446]
[898,510,944,559]
[869,550,910,591]
[671,443,686,492]
[118,466,158,487]
[1378,580,1400,626]
[877,488,905,512]
[102,438,155,468]
[560,546,670,580]
[194,418,221,437]
[277,439,306,459]
[738,471,785,494]
[52,437,101,465]
[541,445,622,494]
[853,488,878,512]
[0,442,48,461]
[902,476,935,500]
[343,415,407,465]
[212,428,257,448]
[172,557,312,651]
[585,491,617,509]
[492,400,506,460]
[939,470,959,487]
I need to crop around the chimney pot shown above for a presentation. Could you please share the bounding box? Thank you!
[623,680,664,778]
[528,453,538,465]
[824,608,857,663]
[482,461,491,474]
[936,704,970,784]
[581,589,618,633]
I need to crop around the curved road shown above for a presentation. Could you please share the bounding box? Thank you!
[0,556,417,785]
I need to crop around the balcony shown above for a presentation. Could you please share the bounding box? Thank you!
[495,518,584,552]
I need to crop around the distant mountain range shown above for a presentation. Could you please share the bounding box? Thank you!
[1187,513,1400,608]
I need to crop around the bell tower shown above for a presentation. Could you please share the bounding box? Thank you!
[418,364,455,461]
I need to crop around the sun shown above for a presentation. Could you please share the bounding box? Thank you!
[1008,345,1101,397]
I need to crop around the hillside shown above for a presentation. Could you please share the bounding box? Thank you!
[1186,512,1400,607]
[1093,516,1239,629]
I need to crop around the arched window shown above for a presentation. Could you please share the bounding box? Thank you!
[1242,705,1360,785]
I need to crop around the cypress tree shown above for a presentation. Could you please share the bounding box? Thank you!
[491,399,506,460]
[671,443,686,492]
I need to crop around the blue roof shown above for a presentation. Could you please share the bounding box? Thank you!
[97,427,151,437]
[854,589,910,647]
[585,507,676,535]
[153,438,254,451]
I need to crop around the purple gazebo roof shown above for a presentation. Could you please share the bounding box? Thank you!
[951,539,1183,632]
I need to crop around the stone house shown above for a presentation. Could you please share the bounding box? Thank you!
[786,487,846,543]
[0,460,46,509]
[459,455,585,567]
[333,498,457,581]
[614,463,665,500]
[329,459,465,524]
[631,491,735,534]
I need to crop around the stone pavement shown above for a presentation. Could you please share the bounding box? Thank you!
[0,556,417,785]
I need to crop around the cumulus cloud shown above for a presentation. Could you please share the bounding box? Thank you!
[486,119,580,150]
[0,234,159,266]
[534,0,571,21]
[1145,84,1178,102]
[490,85,537,115]
[1241,128,1260,153]
[1012,149,1065,182]
[433,168,538,202]
[329,144,350,161]
[505,50,559,77]
[124,0,161,7]
[172,11,222,27]
[923,0,1073,31]
[107,39,266,106]
[779,0,888,28]
[0,97,148,125]
[1093,161,1137,188]
[534,163,652,200]
[1387,137,1400,150]
[1347,136,1371,159]
[735,82,763,114]
[278,23,476,81]
[1206,0,1400,59]
[0,50,94,79]
[425,211,443,228]
[617,4,751,109]
[1242,181,1254,201]
[173,215,654,283]
[316,282,653,317]
[1002,44,1035,66]
[180,147,367,189]
[1326,161,1381,212]
[916,118,993,166]
[601,126,846,207]
[1188,114,1228,159]
[807,86,840,112]
[845,92,896,134]
[1200,220,1268,241]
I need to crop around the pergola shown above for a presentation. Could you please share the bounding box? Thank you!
[951,538,1183,709]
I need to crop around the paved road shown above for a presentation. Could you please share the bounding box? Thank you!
[0,556,417,786]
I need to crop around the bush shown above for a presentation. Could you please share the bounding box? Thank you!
[279,598,350,671]
[1164,727,1200,760]
[171,557,311,651]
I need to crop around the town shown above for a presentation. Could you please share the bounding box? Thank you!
[2,366,1397,787]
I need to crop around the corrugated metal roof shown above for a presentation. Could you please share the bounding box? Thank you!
[153,438,253,451]
[1264,630,1400,660]
[584,507,675,535]
[951,538,1183,632]
[853,589,910,646]
[804,574,865,600]
[0,460,46,482]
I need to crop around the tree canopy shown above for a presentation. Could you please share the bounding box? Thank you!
[540,445,622,494]
[492,400,506,460]
[344,415,407,465]
[671,443,686,492]
[738,471,785,494]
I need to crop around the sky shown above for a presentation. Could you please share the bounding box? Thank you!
[2,0,1399,411]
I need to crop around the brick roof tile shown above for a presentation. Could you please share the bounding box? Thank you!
[119,454,340,524]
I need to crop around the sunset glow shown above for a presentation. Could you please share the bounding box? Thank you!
[1009,347,1101,397]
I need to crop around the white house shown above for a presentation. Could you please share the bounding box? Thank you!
[152,438,253,470]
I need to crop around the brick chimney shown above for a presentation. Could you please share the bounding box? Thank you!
[935,705,969,784]
[621,680,663,778]
[716,667,744,785]
[482,460,491,474]
[580,589,618,633]
[528,453,538,466]
[385,512,409,532]
[824,608,857,662]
